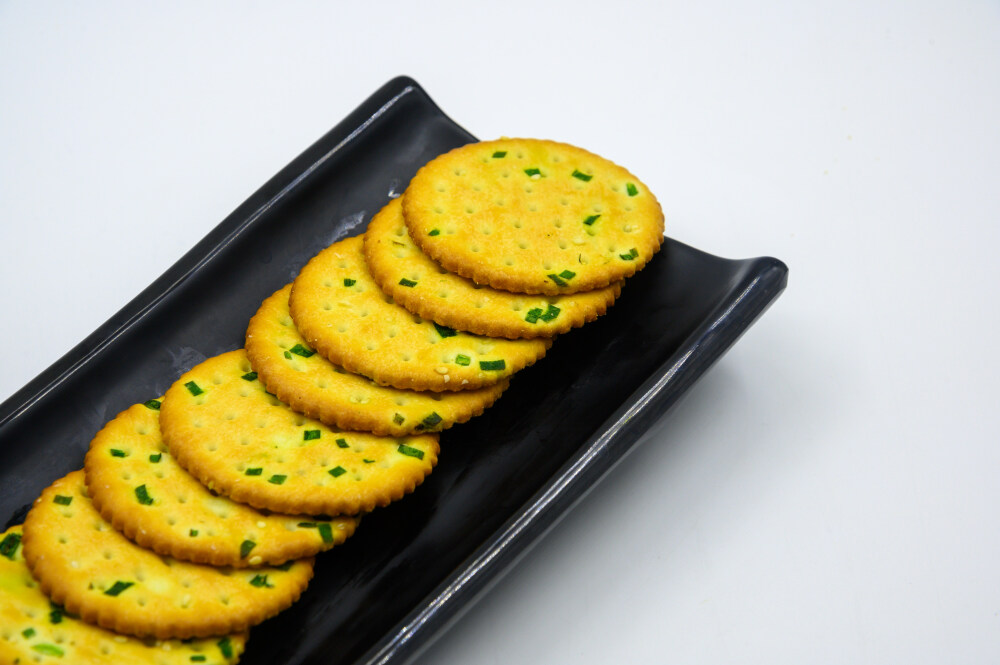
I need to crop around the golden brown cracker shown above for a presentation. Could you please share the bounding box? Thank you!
[365,197,622,338]
[21,471,313,640]
[403,138,664,295]
[246,284,507,435]
[289,235,551,391]
[159,350,439,516]
[85,400,359,567]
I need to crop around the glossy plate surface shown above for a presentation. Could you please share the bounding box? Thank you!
[0,77,787,665]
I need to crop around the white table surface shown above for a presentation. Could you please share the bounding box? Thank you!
[2,2,998,663]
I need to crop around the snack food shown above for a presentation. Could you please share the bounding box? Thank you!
[364,197,623,338]
[20,471,314,639]
[246,284,508,434]
[289,235,552,391]
[159,350,440,516]
[402,138,664,295]
[85,399,359,567]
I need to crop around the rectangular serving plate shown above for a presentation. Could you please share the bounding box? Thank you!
[0,77,787,665]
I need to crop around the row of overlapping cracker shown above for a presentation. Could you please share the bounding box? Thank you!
[0,139,663,664]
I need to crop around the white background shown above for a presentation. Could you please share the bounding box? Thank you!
[2,2,999,663]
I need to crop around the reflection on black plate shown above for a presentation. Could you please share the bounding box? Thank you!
[0,77,787,665]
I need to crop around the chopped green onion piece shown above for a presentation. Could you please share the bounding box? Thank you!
[620,247,639,261]
[104,581,134,596]
[397,444,425,460]
[393,413,405,425]
[284,351,292,359]
[539,304,561,322]
[479,359,506,371]
[399,278,418,287]
[32,644,65,657]
[524,167,542,177]
[455,354,471,366]
[275,561,294,571]
[149,453,162,463]
[572,169,593,181]
[433,323,457,338]
[547,273,568,287]
[289,343,315,358]
[191,656,207,662]
[297,522,317,528]
[493,151,507,158]
[268,474,286,485]
[303,429,321,441]
[525,307,544,324]
[185,381,203,396]
[240,540,256,558]
[363,458,375,464]
[318,523,334,543]
[559,270,576,280]
[626,182,638,196]
[241,372,257,381]
[189,529,198,537]
[143,399,161,410]
[329,466,347,478]
[22,627,36,639]
[218,637,234,659]
[110,449,127,458]
[49,608,62,624]
[421,412,443,428]
[343,278,356,286]
[583,214,600,226]
[0,533,21,559]
[245,467,263,476]
[428,229,440,236]
[135,485,154,506]
[53,495,73,506]
[249,574,273,588]
[335,438,349,448]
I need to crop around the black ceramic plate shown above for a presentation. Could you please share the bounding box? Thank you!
[0,77,787,665]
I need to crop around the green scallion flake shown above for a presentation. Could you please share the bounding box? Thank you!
[241,372,258,381]
[492,151,507,158]
[149,453,162,463]
[540,304,561,322]
[218,637,234,659]
[318,523,334,544]
[289,343,315,358]
[343,278,356,286]
[479,359,506,371]
[191,656,207,662]
[619,247,639,261]
[185,381,203,396]
[32,644,65,657]
[0,533,21,559]
[583,214,600,226]
[421,412,443,428]
[245,467,262,476]
[547,273,568,287]
[393,413,405,425]
[49,608,62,624]
[626,182,638,196]
[189,529,199,537]
[559,270,576,280]
[135,485,154,505]
[297,522,317,528]
[433,323,457,338]
[399,278,418,287]
[268,474,286,485]
[572,169,593,182]
[284,351,292,359]
[240,540,256,558]
[275,561,295,571]
[303,429,321,441]
[455,354,471,366]
[397,444,425,460]
[335,438,349,449]
[363,458,375,464]
[329,466,347,478]
[22,627,36,639]
[104,581,134,596]
[110,449,127,458]
[53,495,73,506]
[428,229,440,236]
[143,399,161,410]
[525,307,544,324]
[524,167,542,177]
[249,574,273,588]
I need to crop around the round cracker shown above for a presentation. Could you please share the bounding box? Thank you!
[21,471,313,640]
[246,284,507,435]
[289,235,551,392]
[159,350,439,516]
[85,400,359,567]
[0,525,247,664]
[365,197,622,339]
[402,138,664,295]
